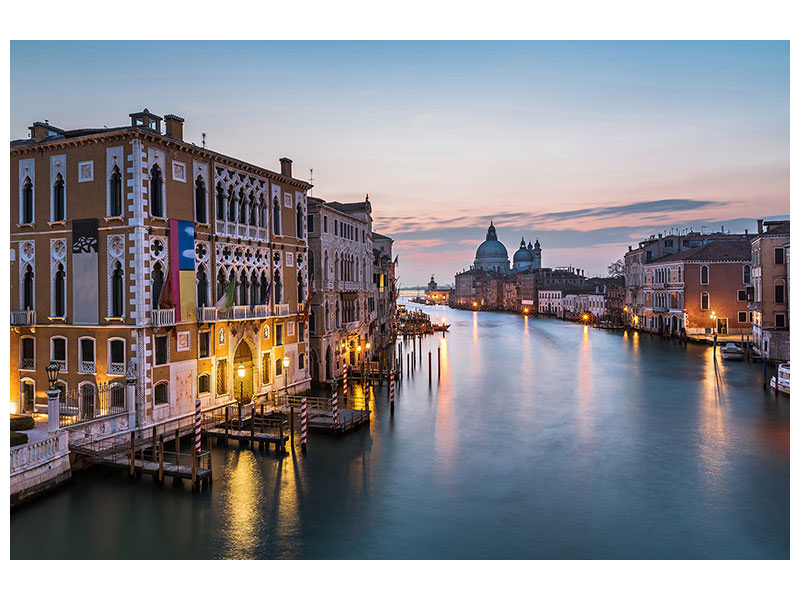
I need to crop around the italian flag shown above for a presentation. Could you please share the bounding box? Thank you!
[215,279,236,310]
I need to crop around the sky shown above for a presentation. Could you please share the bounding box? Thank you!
[10,41,789,286]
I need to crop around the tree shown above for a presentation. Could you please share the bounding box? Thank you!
[608,259,624,278]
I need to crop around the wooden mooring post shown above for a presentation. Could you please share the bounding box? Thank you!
[175,428,180,467]
[437,346,441,380]
[290,406,295,453]
[129,431,135,478]
[224,406,230,446]
[428,351,432,384]
[158,435,164,483]
[191,442,197,491]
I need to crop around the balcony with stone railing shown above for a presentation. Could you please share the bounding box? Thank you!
[79,360,96,374]
[109,362,126,375]
[274,304,290,316]
[214,305,271,321]
[151,308,176,327]
[20,358,35,370]
[11,310,36,326]
[198,306,219,322]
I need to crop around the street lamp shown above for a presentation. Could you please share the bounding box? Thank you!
[237,364,245,428]
[45,360,61,434]
[46,360,59,390]
[283,355,291,396]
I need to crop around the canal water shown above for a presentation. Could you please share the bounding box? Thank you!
[10,304,790,559]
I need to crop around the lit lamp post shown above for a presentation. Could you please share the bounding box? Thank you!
[282,356,290,397]
[237,364,245,429]
[46,360,60,433]
[711,311,718,348]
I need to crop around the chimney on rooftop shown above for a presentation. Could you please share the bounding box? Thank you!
[164,114,184,141]
[280,157,293,178]
[757,219,763,235]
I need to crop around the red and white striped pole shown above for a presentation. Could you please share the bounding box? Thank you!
[194,396,202,455]
[390,369,395,416]
[300,397,308,454]
[332,382,339,428]
[343,363,348,402]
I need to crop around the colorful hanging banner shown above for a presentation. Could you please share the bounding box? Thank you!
[169,218,196,323]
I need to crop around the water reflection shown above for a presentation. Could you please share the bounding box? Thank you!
[220,450,261,559]
[697,347,729,491]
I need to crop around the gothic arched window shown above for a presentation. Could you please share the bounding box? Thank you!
[296,204,303,238]
[238,191,247,225]
[111,261,124,317]
[217,269,227,303]
[298,273,304,304]
[151,262,164,309]
[274,270,282,304]
[273,198,281,235]
[150,165,164,217]
[195,176,207,223]
[54,264,66,317]
[249,192,257,226]
[22,177,34,224]
[109,167,122,217]
[216,183,226,221]
[197,264,209,308]
[259,195,268,228]
[239,270,248,306]
[260,272,268,305]
[52,173,65,221]
[250,273,259,306]
[228,186,237,222]
[23,265,34,310]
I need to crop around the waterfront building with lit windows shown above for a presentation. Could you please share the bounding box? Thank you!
[306,195,377,382]
[11,109,311,419]
[641,240,752,337]
[748,219,789,361]
[623,230,752,329]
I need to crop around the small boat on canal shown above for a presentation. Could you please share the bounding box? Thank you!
[720,343,745,361]
[770,362,790,395]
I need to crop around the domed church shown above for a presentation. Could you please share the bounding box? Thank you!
[473,221,542,273]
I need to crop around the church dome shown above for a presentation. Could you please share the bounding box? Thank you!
[475,222,509,261]
[513,238,534,267]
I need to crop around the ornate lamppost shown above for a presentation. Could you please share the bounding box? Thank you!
[46,360,60,433]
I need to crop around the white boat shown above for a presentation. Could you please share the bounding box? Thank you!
[720,342,745,361]
[770,363,790,395]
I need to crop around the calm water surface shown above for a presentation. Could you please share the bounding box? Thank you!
[10,304,790,559]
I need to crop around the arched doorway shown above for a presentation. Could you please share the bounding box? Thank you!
[233,340,255,403]
[325,345,333,381]
[310,349,319,382]
[671,315,678,331]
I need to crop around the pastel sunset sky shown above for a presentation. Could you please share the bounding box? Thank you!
[10,41,789,286]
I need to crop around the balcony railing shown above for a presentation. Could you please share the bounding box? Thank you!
[274,304,290,316]
[11,310,35,326]
[50,359,66,371]
[79,360,96,374]
[216,304,271,321]
[151,308,176,327]
[109,362,126,375]
[198,306,219,322]
[20,358,35,370]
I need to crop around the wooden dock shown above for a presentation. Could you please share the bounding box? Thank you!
[205,427,289,452]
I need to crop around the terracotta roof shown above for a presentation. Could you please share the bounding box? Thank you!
[762,220,790,235]
[650,240,751,263]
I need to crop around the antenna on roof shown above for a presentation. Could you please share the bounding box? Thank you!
[201,132,206,149]
[309,168,314,191]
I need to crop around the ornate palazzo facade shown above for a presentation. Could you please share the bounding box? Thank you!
[11,109,311,419]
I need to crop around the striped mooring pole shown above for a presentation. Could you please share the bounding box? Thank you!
[194,396,202,455]
[300,397,308,454]
[390,369,395,416]
[343,363,348,402]
[332,382,339,427]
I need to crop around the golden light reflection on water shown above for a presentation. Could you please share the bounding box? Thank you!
[698,347,729,488]
[472,310,479,343]
[434,335,455,476]
[221,451,260,559]
[576,325,595,451]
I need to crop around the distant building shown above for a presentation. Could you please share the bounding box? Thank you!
[748,219,789,361]
[424,275,452,304]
